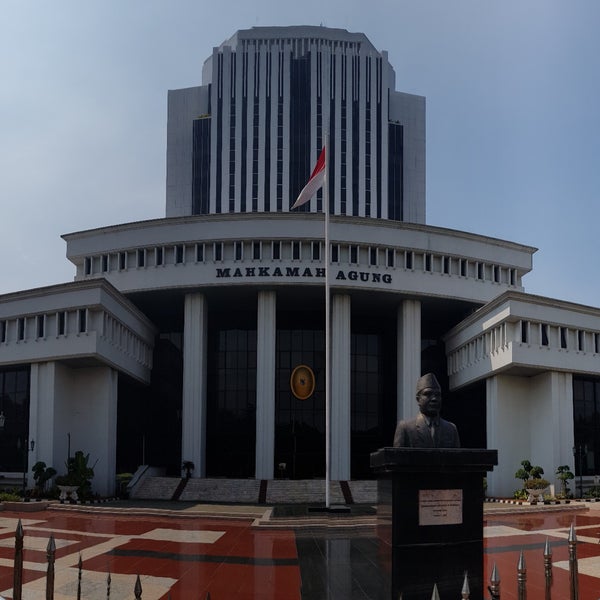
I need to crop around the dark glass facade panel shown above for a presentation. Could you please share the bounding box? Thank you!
[0,365,31,472]
[192,118,211,215]
[289,53,311,208]
[117,334,183,476]
[207,324,257,477]
[573,377,600,476]
[388,122,403,221]
[275,320,326,479]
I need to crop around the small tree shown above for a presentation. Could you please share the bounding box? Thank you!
[556,465,575,497]
[32,461,57,495]
[515,460,544,487]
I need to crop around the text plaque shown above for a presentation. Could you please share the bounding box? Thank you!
[418,489,463,526]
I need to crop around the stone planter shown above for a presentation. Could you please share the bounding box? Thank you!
[526,487,548,503]
[57,485,79,503]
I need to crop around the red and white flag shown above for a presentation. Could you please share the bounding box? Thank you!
[291,147,326,209]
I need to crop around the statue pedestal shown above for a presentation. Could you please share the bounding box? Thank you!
[371,447,497,599]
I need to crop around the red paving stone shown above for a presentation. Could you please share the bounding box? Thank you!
[2,504,600,598]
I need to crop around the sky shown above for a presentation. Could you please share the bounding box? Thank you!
[1,1,599,307]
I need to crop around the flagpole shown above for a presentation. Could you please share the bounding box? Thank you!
[324,131,331,509]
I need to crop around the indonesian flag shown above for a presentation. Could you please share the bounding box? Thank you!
[291,147,326,209]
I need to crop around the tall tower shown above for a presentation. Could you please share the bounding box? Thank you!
[166,26,425,222]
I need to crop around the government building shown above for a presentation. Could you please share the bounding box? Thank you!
[0,26,598,500]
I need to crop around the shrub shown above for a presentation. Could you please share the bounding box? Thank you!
[0,491,21,502]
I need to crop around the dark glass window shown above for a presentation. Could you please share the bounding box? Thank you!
[36,315,44,339]
[573,376,600,476]
[192,117,211,214]
[369,247,378,266]
[561,327,568,349]
[388,123,403,220]
[0,365,31,472]
[206,324,257,477]
[175,245,184,264]
[156,247,164,266]
[137,249,145,268]
[443,256,450,274]
[425,254,432,272]
[350,245,358,265]
[460,259,467,277]
[312,242,320,261]
[272,241,281,260]
[405,252,413,270]
[214,243,223,262]
[578,330,585,352]
[58,312,66,335]
[102,255,108,272]
[17,318,25,341]
[196,244,204,262]
[234,242,243,261]
[477,263,484,280]
[331,244,339,263]
[0,321,5,343]
[253,242,261,260]
[84,257,91,275]
[78,309,87,334]
[292,242,301,261]
[521,321,529,344]
[386,248,395,268]
[119,252,126,270]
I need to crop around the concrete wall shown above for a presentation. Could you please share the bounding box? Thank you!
[30,361,119,497]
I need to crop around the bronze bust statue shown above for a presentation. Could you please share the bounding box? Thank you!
[393,373,460,448]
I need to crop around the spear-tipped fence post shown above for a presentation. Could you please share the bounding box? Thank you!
[488,562,500,600]
[134,574,142,599]
[461,571,470,599]
[569,523,579,600]
[430,583,440,600]
[517,551,527,600]
[106,572,111,600]
[544,537,553,600]
[46,535,56,600]
[77,554,83,600]
[13,519,24,600]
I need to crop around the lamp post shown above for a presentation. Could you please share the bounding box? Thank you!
[572,445,586,499]
[19,437,35,501]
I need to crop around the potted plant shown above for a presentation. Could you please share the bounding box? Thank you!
[555,465,575,499]
[55,450,96,502]
[515,460,549,502]
[182,461,195,480]
[31,461,57,499]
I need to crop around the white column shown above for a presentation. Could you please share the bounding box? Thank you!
[182,293,208,477]
[331,293,351,481]
[397,300,421,421]
[255,291,276,479]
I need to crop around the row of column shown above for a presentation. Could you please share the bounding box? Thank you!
[181,291,422,480]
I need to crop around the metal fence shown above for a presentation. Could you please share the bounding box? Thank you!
[422,522,581,600]
[6,518,586,599]
[9,519,211,600]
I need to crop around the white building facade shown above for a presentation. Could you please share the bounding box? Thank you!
[1,26,599,498]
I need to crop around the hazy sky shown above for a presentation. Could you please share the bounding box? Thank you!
[1,1,599,307]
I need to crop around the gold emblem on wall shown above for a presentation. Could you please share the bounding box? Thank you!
[290,365,316,400]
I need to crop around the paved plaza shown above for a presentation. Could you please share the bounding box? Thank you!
[1,501,600,599]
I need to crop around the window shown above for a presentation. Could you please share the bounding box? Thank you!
[560,327,568,349]
[102,255,109,272]
[312,242,320,261]
[78,309,87,334]
[196,244,204,262]
[510,269,516,286]
[541,324,549,346]
[36,315,44,339]
[477,263,484,280]
[137,249,145,268]
[119,252,127,270]
[443,256,450,275]
[386,248,395,268]
[252,241,261,260]
[175,245,184,264]
[58,312,66,336]
[578,330,585,352]
[425,254,432,272]
[521,321,529,344]
[234,242,243,261]
[493,265,500,283]
[331,244,339,263]
[272,241,281,260]
[405,252,413,270]
[17,318,25,341]
[292,242,301,261]
[0,321,5,343]
[156,247,164,266]
[214,242,223,262]
[84,257,92,275]
[349,245,358,265]
[460,259,467,277]
[369,247,378,266]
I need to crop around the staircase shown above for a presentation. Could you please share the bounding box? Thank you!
[131,477,377,504]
